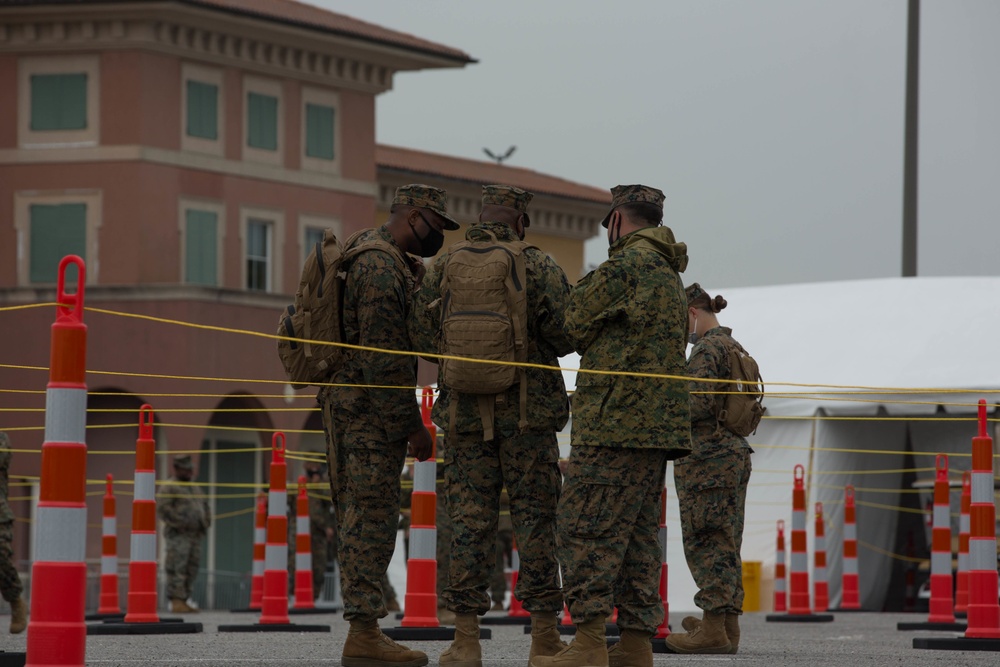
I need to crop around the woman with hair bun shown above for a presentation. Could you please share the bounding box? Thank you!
[665,283,753,655]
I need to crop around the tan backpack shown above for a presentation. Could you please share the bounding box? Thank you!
[276,229,397,389]
[438,231,534,440]
[718,344,765,437]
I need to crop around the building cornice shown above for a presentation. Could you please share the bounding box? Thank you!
[0,2,454,94]
[0,283,293,307]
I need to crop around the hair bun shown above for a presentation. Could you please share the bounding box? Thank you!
[712,295,727,312]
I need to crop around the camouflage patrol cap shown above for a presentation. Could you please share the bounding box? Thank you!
[600,184,666,228]
[392,184,460,231]
[685,283,707,303]
[482,185,533,214]
[173,454,193,470]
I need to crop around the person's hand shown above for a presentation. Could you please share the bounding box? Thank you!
[407,424,433,462]
[407,255,427,288]
[326,527,334,540]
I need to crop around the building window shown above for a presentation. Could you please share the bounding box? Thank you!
[30,74,87,131]
[247,92,278,151]
[18,56,100,147]
[299,215,342,267]
[303,226,325,263]
[301,88,341,175]
[29,203,86,284]
[246,218,272,292]
[305,104,334,160]
[184,209,219,286]
[186,80,218,140]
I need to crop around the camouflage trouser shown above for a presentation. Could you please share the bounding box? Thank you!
[326,408,408,623]
[443,430,562,615]
[673,448,752,614]
[436,474,451,600]
[0,521,22,603]
[558,446,668,634]
[491,528,513,604]
[164,532,202,601]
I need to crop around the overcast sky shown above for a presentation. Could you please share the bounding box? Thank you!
[320,0,1000,289]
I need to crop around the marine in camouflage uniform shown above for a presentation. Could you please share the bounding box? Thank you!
[319,184,455,667]
[667,283,753,655]
[157,454,210,611]
[410,185,572,617]
[535,185,691,667]
[0,433,25,634]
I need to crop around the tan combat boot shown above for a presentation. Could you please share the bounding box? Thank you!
[530,617,608,667]
[607,629,652,667]
[665,611,730,654]
[528,611,568,666]
[679,612,740,654]
[9,597,26,634]
[170,598,196,614]
[342,619,429,667]
[440,612,482,667]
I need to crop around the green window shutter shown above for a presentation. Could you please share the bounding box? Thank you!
[29,203,86,284]
[305,104,334,160]
[247,92,278,150]
[30,74,87,131]
[186,80,218,140]
[185,210,218,286]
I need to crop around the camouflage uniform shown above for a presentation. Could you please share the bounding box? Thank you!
[157,471,210,602]
[319,224,423,623]
[559,185,691,634]
[0,434,22,604]
[410,202,573,616]
[674,324,753,615]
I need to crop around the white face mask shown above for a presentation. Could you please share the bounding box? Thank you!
[688,315,698,345]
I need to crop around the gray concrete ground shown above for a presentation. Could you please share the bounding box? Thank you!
[3,610,1000,666]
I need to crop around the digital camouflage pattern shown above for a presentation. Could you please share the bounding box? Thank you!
[410,221,574,435]
[320,225,423,623]
[675,325,753,614]
[443,430,562,615]
[0,433,22,603]
[481,185,532,212]
[391,184,459,230]
[680,326,753,463]
[674,449,751,614]
[557,447,668,632]
[563,226,691,457]
[600,184,666,227]
[157,475,210,601]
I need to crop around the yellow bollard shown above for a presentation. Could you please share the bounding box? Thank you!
[742,561,762,612]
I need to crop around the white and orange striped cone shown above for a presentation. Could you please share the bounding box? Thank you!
[26,256,89,667]
[833,486,862,611]
[288,475,327,616]
[651,486,671,651]
[93,474,122,619]
[386,387,485,641]
[898,454,964,631]
[954,471,971,617]
[231,493,266,613]
[90,406,202,635]
[813,502,829,612]
[914,400,1000,651]
[767,464,832,623]
[774,520,787,612]
[483,535,531,625]
[219,433,328,633]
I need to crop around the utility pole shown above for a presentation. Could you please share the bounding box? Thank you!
[902,0,920,277]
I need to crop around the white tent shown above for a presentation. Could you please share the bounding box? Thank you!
[560,276,1000,612]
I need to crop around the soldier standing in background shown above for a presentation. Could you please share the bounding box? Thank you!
[157,454,210,614]
[410,185,573,667]
[0,433,26,634]
[535,185,691,667]
[319,184,455,667]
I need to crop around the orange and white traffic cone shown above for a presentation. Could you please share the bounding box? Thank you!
[291,475,316,610]
[228,492,266,612]
[483,535,531,626]
[91,406,202,635]
[26,256,89,667]
[813,502,829,612]
[774,520,787,612]
[914,400,1000,651]
[767,465,832,623]
[954,471,971,617]
[218,433,328,633]
[836,486,861,611]
[97,474,122,617]
[651,486,671,651]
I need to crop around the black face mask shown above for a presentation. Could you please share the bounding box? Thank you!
[413,213,445,257]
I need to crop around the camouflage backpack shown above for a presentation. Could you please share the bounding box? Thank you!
[276,229,397,389]
[718,343,765,437]
[438,231,535,440]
